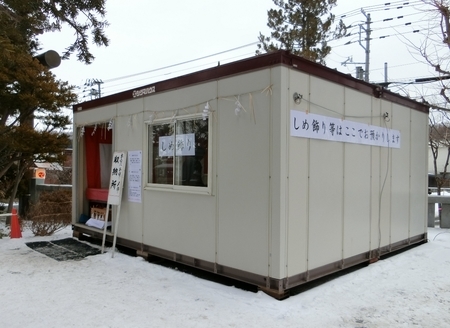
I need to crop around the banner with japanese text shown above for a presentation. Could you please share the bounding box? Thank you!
[290,110,401,149]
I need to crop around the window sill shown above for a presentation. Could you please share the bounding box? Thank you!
[143,184,212,196]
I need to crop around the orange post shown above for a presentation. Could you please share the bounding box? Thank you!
[10,208,22,239]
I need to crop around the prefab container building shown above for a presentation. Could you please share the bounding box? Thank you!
[72,50,429,299]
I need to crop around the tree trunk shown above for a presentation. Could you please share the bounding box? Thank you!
[6,161,27,225]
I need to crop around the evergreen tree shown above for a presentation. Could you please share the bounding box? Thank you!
[0,0,109,217]
[257,0,346,64]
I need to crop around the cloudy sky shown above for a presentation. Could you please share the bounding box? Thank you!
[39,0,436,102]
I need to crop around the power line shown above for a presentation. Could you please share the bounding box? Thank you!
[81,47,258,98]
[327,10,427,44]
[77,3,432,98]
[336,1,423,19]
[338,5,426,41]
[364,0,424,13]
[328,1,435,85]
[103,42,258,84]
[101,53,254,96]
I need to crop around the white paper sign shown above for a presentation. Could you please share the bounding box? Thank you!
[108,151,127,205]
[159,133,196,157]
[159,136,174,157]
[290,110,401,148]
[176,133,195,156]
[127,150,142,203]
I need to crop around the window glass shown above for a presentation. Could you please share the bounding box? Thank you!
[149,116,208,188]
[149,122,174,185]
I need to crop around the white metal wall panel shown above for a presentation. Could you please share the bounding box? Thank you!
[140,82,218,262]
[113,104,145,244]
[268,67,287,279]
[369,99,381,252]
[287,70,311,277]
[342,89,372,258]
[369,143,381,252]
[390,105,411,244]
[216,70,272,276]
[343,142,371,258]
[309,76,345,118]
[371,100,393,250]
[287,136,309,275]
[143,81,218,120]
[143,191,216,262]
[410,109,428,236]
[307,76,345,270]
[308,138,344,269]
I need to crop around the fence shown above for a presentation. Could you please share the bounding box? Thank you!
[20,179,72,216]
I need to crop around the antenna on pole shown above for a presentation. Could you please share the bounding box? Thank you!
[384,62,388,84]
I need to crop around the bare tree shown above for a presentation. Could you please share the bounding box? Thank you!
[404,1,450,194]
[429,113,450,194]
[414,1,450,108]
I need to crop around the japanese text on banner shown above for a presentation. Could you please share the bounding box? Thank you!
[290,110,401,148]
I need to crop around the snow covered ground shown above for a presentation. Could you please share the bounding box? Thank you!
[1,221,449,328]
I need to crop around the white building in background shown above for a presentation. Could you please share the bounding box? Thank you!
[429,145,450,174]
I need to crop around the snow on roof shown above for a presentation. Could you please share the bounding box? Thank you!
[33,162,63,171]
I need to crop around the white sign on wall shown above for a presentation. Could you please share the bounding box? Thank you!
[290,110,401,148]
[159,136,174,157]
[176,133,195,156]
[127,150,142,203]
[159,133,195,157]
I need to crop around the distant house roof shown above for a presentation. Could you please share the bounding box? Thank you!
[33,162,63,171]
[73,50,429,114]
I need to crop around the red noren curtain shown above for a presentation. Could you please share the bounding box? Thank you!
[84,126,112,188]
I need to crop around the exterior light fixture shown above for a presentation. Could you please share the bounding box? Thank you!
[34,50,61,69]
[293,92,302,104]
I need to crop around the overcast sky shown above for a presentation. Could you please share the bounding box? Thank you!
[39,0,436,103]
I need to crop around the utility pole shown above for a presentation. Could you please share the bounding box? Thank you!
[359,9,371,82]
[341,10,372,82]
[84,78,104,99]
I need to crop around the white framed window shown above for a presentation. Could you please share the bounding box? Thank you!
[147,114,209,191]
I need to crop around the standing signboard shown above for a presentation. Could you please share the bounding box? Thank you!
[101,151,127,256]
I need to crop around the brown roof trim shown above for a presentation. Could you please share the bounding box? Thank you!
[73,50,429,114]
[287,54,429,113]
